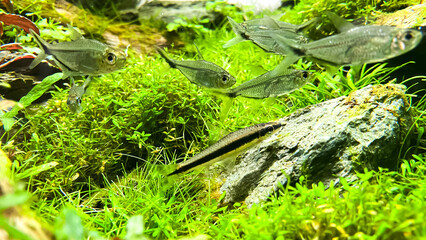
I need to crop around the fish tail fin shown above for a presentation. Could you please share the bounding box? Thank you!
[219,96,234,122]
[154,163,182,177]
[296,17,321,33]
[223,16,245,48]
[208,88,237,98]
[272,33,304,58]
[154,46,177,68]
[149,163,180,191]
[206,88,236,121]
[29,29,49,70]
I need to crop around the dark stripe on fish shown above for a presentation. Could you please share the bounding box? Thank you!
[51,53,75,73]
[168,121,282,176]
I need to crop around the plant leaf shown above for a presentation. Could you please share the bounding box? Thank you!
[0,13,39,35]
[1,0,14,13]
[1,72,63,131]
[0,42,22,50]
[0,54,34,70]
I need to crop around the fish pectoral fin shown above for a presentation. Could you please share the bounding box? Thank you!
[271,33,302,56]
[223,36,245,48]
[82,76,92,89]
[29,52,47,69]
[324,64,340,76]
[348,65,362,83]
[325,11,355,32]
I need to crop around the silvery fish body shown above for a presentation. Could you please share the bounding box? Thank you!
[241,15,319,33]
[224,16,317,52]
[216,68,311,99]
[67,77,91,113]
[273,13,423,66]
[156,47,236,89]
[244,29,308,53]
[29,28,127,79]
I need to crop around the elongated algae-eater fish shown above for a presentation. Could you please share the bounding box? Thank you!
[167,121,283,176]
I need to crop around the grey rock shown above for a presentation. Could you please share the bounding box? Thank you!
[117,0,283,23]
[220,84,411,207]
[119,0,215,24]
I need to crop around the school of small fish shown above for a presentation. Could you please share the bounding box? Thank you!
[18,11,423,176]
[157,12,423,175]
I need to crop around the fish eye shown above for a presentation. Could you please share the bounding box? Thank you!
[404,32,413,41]
[107,53,117,64]
[222,75,229,82]
[302,72,309,78]
[77,97,82,105]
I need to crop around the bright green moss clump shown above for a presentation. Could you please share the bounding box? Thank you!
[7,54,218,196]
[2,0,426,239]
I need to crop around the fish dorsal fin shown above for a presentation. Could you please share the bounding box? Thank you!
[193,43,205,60]
[325,11,355,32]
[227,16,245,36]
[262,15,281,29]
[67,24,84,40]
[297,17,321,32]
[270,13,285,21]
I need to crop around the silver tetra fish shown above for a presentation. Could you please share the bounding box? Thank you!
[29,26,127,79]
[272,12,423,68]
[214,67,311,99]
[155,46,236,89]
[224,16,318,53]
[166,121,283,176]
[67,77,91,113]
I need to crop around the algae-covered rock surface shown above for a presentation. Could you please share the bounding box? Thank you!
[221,84,411,206]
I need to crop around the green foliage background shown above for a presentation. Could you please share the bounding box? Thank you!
[1,0,426,239]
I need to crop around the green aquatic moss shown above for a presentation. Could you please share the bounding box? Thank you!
[282,0,420,23]
[3,0,426,239]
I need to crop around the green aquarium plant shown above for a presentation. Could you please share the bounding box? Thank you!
[1,0,426,239]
